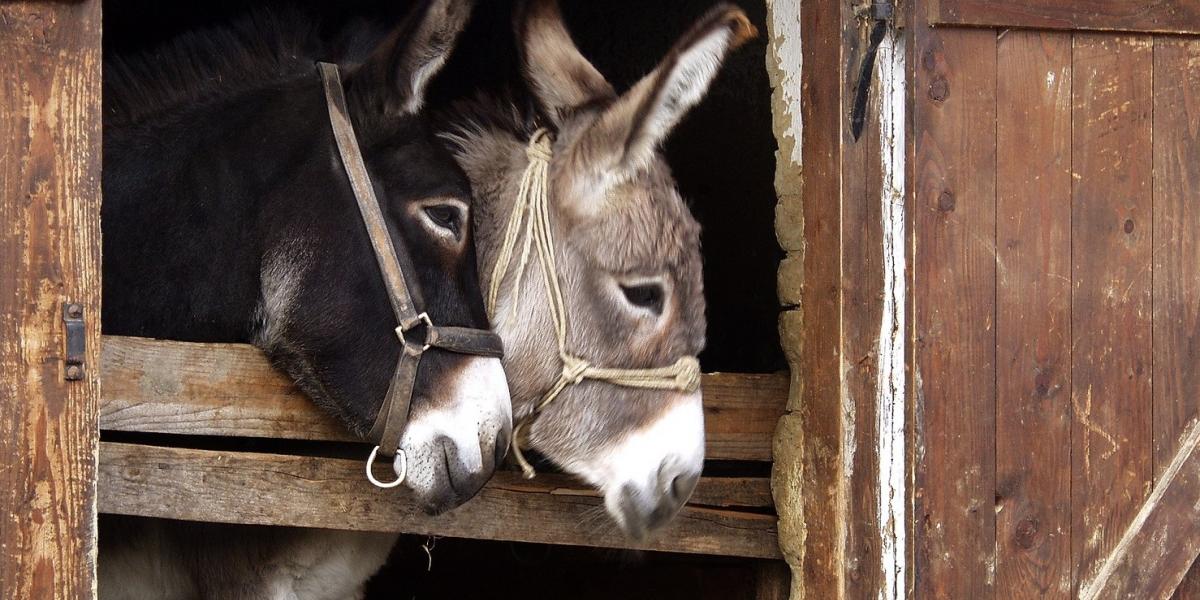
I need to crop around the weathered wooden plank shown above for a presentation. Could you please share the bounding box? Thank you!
[994,30,1073,599]
[99,336,786,461]
[1155,36,1200,600]
[1070,33,1154,596]
[930,0,1200,35]
[768,0,845,594]
[1177,568,1200,600]
[1154,37,1200,482]
[913,23,998,600]
[0,3,102,599]
[842,2,885,595]
[97,442,781,559]
[1080,420,1200,600]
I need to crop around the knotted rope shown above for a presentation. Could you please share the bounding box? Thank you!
[488,129,702,478]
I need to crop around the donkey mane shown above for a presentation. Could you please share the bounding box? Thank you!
[104,12,326,127]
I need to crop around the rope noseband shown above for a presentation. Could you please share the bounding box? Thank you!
[489,129,702,478]
[318,62,504,488]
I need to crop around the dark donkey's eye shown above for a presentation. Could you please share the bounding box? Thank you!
[620,283,665,315]
[423,204,462,238]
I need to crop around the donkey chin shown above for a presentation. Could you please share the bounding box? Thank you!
[577,392,706,541]
[396,356,513,515]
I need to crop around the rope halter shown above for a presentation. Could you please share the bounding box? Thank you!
[488,128,702,478]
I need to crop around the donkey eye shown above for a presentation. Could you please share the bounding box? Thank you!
[423,204,462,237]
[620,283,664,315]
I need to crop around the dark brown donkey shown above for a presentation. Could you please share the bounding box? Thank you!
[99,1,509,598]
[442,0,756,538]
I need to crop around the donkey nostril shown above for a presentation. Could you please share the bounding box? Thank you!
[669,471,700,503]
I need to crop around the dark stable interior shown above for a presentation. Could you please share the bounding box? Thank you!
[104,1,781,598]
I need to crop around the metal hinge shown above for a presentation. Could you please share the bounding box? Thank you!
[63,302,85,381]
[850,0,897,141]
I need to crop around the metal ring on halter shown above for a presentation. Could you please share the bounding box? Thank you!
[365,445,407,489]
[395,312,435,353]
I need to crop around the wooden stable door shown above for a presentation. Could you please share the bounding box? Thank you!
[912,0,1200,598]
[0,2,102,599]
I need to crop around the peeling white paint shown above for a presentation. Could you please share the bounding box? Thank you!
[874,27,907,600]
[767,0,803,165]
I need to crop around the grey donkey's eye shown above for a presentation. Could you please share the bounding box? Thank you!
[620,283,664,315]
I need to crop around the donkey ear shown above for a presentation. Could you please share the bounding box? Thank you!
[516,0,615,125]
[356,0,474,114]
[579,5,756,177]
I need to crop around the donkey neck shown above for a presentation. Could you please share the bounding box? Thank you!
[102,79,329,342]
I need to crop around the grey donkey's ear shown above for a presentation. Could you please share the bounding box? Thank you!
[576,5,756,181]
[516,0,616,125]
[354,0,475,114]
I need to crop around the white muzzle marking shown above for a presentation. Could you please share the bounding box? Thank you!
[396,356,511,496]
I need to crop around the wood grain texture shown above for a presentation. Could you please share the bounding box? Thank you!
[1070,33,1154,596]
[994,30,1073,599]
[931,0,1200,35]
[98,442,780,559]
[1155,36,1200,600]
[99,336,786,461]
[913,23,998,600]
[1154,38,1200,479]
[0,3,102,599]
[1079,421,1200,600]
[842,3,885,596]
[769,0,845,594]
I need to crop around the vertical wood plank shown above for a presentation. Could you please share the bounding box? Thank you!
[768,0,846,595]
[1070,33,1154,595]
[1154,36,1200,600]
[0,2,103,600]
[913,24,998,600]
[842,8,883,597]
[994,30,1073,599]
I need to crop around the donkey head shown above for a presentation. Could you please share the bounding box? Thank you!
[258,0,509,514]
[466,1,755,538]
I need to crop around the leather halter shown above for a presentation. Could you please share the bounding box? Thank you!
[317,62,504,487]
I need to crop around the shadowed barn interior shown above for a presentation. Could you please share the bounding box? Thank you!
[102,0,780,598]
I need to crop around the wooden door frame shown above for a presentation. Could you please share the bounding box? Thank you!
[768,0,911,597]
[0,2,103,599]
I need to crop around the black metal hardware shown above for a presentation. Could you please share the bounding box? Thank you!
[850,0,896,142]
[63,302,85,381]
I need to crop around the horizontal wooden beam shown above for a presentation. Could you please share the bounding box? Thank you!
[98,442,781,559]
[1080,420,1200,600]
[930,0,1200,35]
[99,336,786,461]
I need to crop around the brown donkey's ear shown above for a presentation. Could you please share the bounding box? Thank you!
[516,0,616,125]
[576,4,756,184]
[353,0,475,115]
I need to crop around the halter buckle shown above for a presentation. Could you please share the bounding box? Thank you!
[395,312,434,355]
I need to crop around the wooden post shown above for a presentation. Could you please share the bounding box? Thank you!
[0,2,102,599]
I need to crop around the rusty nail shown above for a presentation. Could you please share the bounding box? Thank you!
[66,303,82,318]
[1124,218,1135,234]
[929,78,950,102]
[65,365,82,380]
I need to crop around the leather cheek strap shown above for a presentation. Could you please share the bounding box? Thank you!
[368,327,504,457]
[318,61,504,462]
